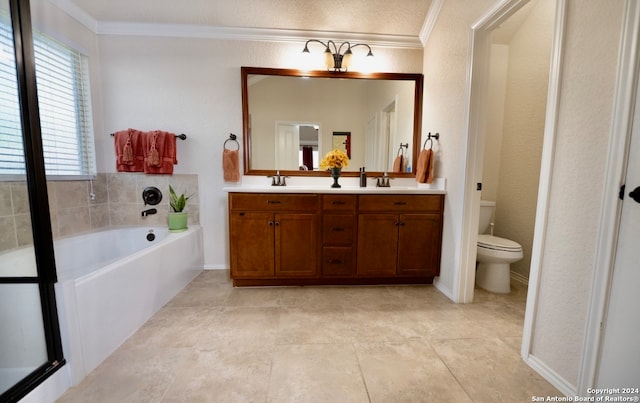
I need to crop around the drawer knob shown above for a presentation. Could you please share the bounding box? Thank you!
[267,200,282,204]
[393,201,407,206]
[332,201,346,205]
[332,227,345,231]
[328,259,343,264]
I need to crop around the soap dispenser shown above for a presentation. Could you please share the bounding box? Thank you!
[359,167,367,187]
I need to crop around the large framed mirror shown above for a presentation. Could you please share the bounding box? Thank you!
[241,67,423,177]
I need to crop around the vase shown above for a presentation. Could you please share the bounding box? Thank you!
[168,212,188,232]
[330,167,342,188]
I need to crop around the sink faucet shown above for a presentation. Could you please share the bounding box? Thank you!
[141,208,157,217]
[269,170,287,186]
[376,172,391,187]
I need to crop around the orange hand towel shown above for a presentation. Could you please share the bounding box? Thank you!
[392,155,404,173]
[415,149,434,184]
[223,149,240,182]
[142,130,177,174]
[114,128,144,172]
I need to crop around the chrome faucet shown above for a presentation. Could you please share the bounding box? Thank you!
[376,172,391,187]
[269,170,287,186]
[141,208,157,217]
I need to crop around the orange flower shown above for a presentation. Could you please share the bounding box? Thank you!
[319,149,350,170]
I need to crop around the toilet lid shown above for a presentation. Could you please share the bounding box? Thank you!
[477,234,522,252]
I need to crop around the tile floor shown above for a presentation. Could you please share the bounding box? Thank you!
[58,271,562,402]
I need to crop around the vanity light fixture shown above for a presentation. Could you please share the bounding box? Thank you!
[302,39,373,72]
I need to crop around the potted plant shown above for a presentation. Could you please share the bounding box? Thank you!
[168,185,191,232]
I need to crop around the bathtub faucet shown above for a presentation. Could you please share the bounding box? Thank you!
[141,208,157,217]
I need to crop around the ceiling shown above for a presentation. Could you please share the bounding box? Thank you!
[60,0,434,46]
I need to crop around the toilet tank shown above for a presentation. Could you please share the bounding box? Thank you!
[479,200,496,234]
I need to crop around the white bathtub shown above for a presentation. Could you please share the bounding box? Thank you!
[53,225,204,386]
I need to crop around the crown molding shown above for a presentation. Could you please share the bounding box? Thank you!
[96,22,423,49]
[420,0,444,45]
[49,0,423,49]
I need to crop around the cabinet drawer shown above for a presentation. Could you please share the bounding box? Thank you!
[322,194,356,211]
[229,193,319,211]
[358,195,443,212]
[322,247,354,277]
[323,214,355,245]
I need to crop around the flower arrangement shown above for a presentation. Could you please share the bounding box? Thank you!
[319,148,350,170]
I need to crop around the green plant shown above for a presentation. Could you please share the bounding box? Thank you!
[169,185,191,213]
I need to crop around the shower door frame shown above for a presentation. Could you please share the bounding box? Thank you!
[0,0,66,401]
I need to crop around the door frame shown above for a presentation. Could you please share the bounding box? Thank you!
[578,0,640,394]
[458,0,567,387]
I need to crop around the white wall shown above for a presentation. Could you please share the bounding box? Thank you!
[96,36,423,267]
[422,0,497,298]
[490,0,555,279]
[530,0,624,387]
[424,0,626,391]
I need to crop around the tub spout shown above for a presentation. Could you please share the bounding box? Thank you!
[141,208,157,217]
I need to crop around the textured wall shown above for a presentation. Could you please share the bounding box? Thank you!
[494,0,555,279]
[422,0,497,296]
[531,0,624,387]
[96,37,423,267]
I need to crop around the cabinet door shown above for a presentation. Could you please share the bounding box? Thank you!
[356,214,398,276]
[275,213,318,277]
[397,214,442,276]
[230,212,275,278]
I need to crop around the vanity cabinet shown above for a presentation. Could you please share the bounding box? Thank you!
[321,195,357,277]
[357,195,443,277]
[229,194,319,279]
[228,192,444,286]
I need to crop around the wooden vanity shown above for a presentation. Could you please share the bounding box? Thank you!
[228,191,444,286]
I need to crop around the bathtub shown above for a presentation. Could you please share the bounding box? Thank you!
[53,225,204,386]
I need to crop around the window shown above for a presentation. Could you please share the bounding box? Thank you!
[0,15,95,178]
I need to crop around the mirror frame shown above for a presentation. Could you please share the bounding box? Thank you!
[241,66,424,177]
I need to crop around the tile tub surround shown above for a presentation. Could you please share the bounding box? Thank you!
[0,173,199,252]
[58,273,562,402]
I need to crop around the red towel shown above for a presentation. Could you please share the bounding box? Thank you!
[223,149,240,182]
[415,149,434,184]
[114,129,144,172]
[392,155,404,173]
[142,130,177,174]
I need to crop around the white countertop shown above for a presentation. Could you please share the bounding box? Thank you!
[223,177,446,195]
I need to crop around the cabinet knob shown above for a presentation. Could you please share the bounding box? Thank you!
[267,200,282,204]
[328,259,343,264]
[332,201,346,205]
[268,220,274,226]
[393,201,407,206]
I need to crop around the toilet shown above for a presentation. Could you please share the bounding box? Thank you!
[475,200,523,293]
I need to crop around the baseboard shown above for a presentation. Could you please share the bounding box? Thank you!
[433,277,457,302]
[524,354,576,397]
[510,271,529,286]
[204,265,229,270]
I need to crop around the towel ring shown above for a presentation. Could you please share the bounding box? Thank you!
[397,143,408,157]
[423,132,440,150]
[224,133,240,150]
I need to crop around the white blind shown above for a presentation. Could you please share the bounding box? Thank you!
[0,13,96,178]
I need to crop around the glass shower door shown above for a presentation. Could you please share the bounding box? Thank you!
[0,0,64,400]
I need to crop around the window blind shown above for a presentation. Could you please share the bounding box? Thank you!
[0,13,96,178]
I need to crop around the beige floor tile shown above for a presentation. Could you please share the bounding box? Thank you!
[124,306,219,348]
[280,285,393,308]
[277,305,354,344]
[267,344,369,403]
[431,337,563,403]
[165,282,232,308]
[355,340,473,403]
[194,306,281,350]
[344,303,429,343]
[57,346,191,403]
[501,336,523,353]
[161,346,272,403]
[224,287,284,307]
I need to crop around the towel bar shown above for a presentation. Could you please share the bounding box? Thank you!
[110,132,187,140]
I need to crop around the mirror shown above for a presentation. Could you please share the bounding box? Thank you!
[242,67,423,177]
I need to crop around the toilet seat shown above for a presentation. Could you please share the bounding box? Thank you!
[477,234,522,252]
